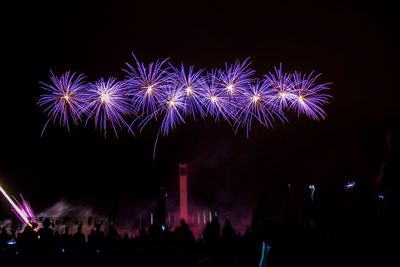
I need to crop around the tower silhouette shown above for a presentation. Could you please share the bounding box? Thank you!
[179,163,188,222]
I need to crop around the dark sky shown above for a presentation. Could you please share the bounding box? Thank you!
[1,0,399,218]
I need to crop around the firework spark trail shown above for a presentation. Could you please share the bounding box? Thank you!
[38,55,331,143]
[0,183,32,227]
[13,194,37,224]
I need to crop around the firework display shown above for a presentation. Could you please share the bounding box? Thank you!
[38,55,331,138]
[0,183,35,227]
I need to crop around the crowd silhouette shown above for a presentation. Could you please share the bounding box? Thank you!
[0,129,399,266]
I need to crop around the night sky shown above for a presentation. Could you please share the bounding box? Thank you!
[1,0,399,220]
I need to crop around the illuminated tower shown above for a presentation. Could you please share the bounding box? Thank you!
[179,163,188,222]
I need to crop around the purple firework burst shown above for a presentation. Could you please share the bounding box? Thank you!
[217,58,255,97]
[289,71,331,120]
[264,64,297,111]
[198,71,236,123]
[84,77,132,137]
[235,80,286,136]
[159,86,187,136]
[38,55,332,150]
[124,54,170,116]
[38,71,86,135]
[169,64,205,119]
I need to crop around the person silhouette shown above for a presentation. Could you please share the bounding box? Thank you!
[222,219,236,242]
[18,223,38,255]
[203,215,221,254]
[72,223,86,254]
[37,218,54,254]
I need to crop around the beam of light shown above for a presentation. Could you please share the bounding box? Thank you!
[258,241,271,267]
[0,183,32,227]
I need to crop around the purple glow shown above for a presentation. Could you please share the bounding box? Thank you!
[38,55,331,144]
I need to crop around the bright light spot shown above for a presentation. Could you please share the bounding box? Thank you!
[279,92,287,98]
[63,92,71,101]
[167,100,175,108]
[226,84,234,92]
[252,95,260,103]
[344,180,356,190]
[298,95,304,102]
[100,92,110,104]
[210,96,218,103]
[146,85,153,94]
[186,86,193,96]
[309,184,315,201]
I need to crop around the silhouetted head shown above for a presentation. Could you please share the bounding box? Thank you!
[43,218,51,228]
[31,223,38,230]
[77,223,82,233]
[64,227,69,234]
[63,216,70,225]
[23,225,31,232]
[224,219,232,228]
[212,216,219,223]
[179,219,187,226]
